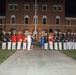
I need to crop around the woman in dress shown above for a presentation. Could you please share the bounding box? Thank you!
[40,35,44,50]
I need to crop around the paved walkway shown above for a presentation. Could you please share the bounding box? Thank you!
[0,46,76,75]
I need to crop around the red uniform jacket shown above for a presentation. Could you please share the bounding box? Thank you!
[49,34,54,42]
[22,35,27,43]
[17,34,22,42]
[12,35,16,43]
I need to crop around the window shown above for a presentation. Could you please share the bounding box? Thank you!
[42,16,47,24]
[0,19,2,24]
[34,16,38,24]
[58,5,62,11]
[24,4,29,11]
[53,5,62,11]
[42,5,47,11]
[67,19,71,25]
[24,15,29,24]
[11,15,16,24]
[9,4,13,10]
[14,4,18,10]
[9,4,18,10]
[53,5,57,11]
[33,5,38,11]
[56,16,60,25]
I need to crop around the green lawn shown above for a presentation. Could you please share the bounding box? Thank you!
[0,50,16,64]
[60,50,76,60]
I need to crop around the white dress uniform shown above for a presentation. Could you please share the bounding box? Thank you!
[67,36,71,50]
[2,33,7,50]
[63,34,67,50]
[73,34,76,50]
[54,34,58,50]
[7,33,12,50]
[27,35,31,50]
[49,34,54,50]
[17,34,22,50]
[22,35,27,50]
[58,33,62,50]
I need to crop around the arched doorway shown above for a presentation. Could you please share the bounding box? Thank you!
[66,29,72,33]
[49,29,53,33]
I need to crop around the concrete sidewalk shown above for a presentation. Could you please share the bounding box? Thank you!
[0,46,76,75]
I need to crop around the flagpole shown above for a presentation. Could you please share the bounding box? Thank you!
[35,0,37,40]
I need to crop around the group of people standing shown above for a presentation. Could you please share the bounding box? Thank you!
[1,31,76,51]
[40,32,76,50]
[1,31,35,50]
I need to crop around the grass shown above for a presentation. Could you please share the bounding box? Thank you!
[0,42,16,64]
[60,50,76,60]
[0,50,16,64]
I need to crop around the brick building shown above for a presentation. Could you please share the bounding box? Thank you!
[0,0,76,40]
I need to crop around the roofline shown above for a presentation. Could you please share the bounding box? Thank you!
[65,17,76,20]
[0,16,6,18]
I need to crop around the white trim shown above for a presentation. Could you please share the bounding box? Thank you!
[9,4,14,10]
[24,4,29,11]
[33,4,38,11]
[55,16,60,25]
[24,15,29,24]
[66,19,71,25]
[53,5,62,12]
[65,17,76,20]
[14,4,18,10]
[10,15,16,24]
[42,5,47,11]
[42,15,47,25]
[0,16,6,18]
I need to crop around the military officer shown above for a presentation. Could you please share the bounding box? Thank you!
[22,33,27,50]
[63,33,67,50]
[67,32,71,50]
[2,32,7,50]
[58,32,63,50]
[49,32,54,50]
[17,31,22,50]
[12,33,16,50]
[54,31,58,50]
[7,32,12,50]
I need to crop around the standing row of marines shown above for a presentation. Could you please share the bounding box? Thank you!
[1,31,76,50]
[1,31,35,50]
[40,31,76,50]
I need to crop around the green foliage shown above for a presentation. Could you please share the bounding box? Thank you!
[60,50,76,60]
